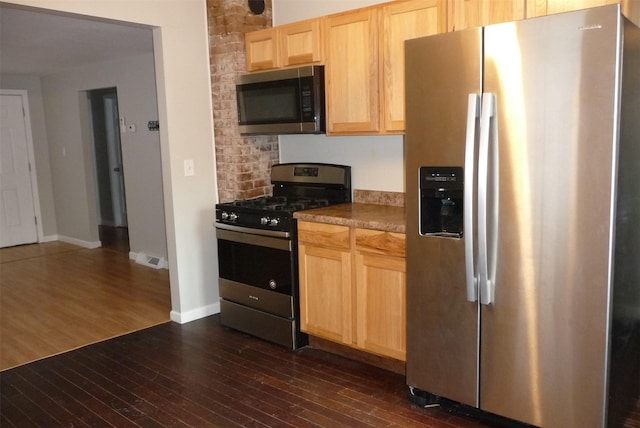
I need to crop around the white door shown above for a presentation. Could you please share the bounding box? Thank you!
[0,94,38,247]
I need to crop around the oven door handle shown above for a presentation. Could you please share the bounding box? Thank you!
[216,225,291,252]
[215,222,290,239]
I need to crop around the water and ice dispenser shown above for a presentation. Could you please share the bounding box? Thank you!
[419,166,464,237]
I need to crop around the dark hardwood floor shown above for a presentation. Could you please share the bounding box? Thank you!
[99,225,130,254]
[2,315,639,428]
[4,232,637,427]
[0,315,487,428]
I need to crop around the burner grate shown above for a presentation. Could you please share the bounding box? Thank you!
[221,196,331,213]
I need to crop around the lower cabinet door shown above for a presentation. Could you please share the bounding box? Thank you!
[298,242,352,344]
[355,252,406,361]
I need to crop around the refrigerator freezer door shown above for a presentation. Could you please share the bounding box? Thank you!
[405,28,482,407]
[479,7,620,427]
[464,94,480,302]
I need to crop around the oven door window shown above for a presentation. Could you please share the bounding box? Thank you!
[218,238,293,295]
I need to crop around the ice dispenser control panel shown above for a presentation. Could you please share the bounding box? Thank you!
[419,166,463,237]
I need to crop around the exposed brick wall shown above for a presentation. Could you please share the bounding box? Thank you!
[207,0,278,203]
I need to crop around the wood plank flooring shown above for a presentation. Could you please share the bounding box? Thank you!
[1,242,638,427]
[99,225,130,254]
[0,241,171,371]
[2,314,639,428]
[0,315,485,427]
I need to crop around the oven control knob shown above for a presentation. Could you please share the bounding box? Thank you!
[269,218,279,227]
[260,216,269,225]
[268,279,277,289]
[221,211,229,220]
[229,213,238,222]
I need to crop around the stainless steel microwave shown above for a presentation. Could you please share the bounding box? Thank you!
[236,65,325,135]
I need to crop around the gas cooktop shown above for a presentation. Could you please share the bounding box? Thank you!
[215,163,351,234]
[219,196,331,213]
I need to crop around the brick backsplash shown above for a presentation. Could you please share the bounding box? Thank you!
[207,0,277,203]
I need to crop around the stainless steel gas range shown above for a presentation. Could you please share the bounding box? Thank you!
[215,163,351,349]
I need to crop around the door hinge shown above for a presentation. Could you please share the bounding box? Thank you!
[34,216,38,225]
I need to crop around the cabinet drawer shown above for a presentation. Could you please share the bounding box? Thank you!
[355,228,405,258]
[298,221,350,249]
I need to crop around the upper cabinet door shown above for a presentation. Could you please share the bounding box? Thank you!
[325,8,380,135]
[551,0,620,15]
[528,0,622,18]
[381,0,447,133]
[448,0,525,30]
[245,27,279,71]
[279,18,324,67]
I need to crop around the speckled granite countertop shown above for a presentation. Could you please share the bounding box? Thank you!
[293,203,406,233]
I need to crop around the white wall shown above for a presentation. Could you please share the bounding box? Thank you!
[0,73,58,239]
[40,53,167,260]
[6,0,219,323]
[273,0,386,24]
[274,0,406,193]
[279,134,404,192]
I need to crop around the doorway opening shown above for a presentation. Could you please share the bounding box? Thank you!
[88,87,129,253]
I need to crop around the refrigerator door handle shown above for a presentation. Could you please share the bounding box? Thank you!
[464,94,480,302]
[478,93,496,305]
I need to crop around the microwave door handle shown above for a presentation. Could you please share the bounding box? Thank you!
[464,94,480,302]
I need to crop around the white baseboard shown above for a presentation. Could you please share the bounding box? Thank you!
[40,234,59,243]
[57,235,101,249]
[170,301,220,324]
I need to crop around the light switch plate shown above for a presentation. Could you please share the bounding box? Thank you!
[184,159,194,176]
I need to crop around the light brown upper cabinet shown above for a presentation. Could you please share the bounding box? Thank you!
[325,0,446,135]
[381,0,447,132]
[622,1,640,27]
[245,0,638,133]
[447,0,626,29]
[245,27,279,71]
[447,0,526,31]
[245,18,324,72]
[278,18,324,67]
[528,0,620,18]
[324,7,380,134]
[447,0,639,43]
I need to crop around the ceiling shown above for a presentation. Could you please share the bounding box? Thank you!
[0,3,154,77]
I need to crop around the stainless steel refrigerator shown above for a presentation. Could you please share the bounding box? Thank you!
[405,5,640,427]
